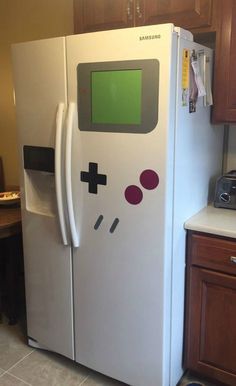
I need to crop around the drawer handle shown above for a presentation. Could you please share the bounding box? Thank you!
[230,256,236,264]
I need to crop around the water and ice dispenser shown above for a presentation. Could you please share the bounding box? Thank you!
[23,145,56,216]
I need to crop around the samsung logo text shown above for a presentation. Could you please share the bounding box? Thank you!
[139,34,161,41]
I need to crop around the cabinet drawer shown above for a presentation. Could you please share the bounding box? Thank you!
[189,233,236,275]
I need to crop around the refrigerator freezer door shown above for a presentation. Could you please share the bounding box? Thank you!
[12,37,74,359]
[66,25,178,385]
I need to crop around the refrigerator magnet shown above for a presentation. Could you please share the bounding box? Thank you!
[182,49,190,106]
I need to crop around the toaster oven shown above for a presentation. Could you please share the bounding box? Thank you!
[214,170,236,209]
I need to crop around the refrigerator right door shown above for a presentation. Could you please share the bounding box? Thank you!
[12,37,74,359]
[170,38,224,386]
[66,25,178,386]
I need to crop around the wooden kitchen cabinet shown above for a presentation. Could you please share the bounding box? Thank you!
[135,0,214,31]
[74,0,133,34]
[212,0,236,123]
[74,0,236,123]
[185,231,236,385]
[74,0,215,34]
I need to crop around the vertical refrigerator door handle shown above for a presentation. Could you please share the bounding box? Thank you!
[55,102,68,245]
[65,102,79,248]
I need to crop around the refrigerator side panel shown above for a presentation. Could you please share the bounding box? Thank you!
[66,25,178,386]
[170,40,224,385]
[12,38,74,359]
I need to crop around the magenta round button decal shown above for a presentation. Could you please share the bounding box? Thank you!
[140,169,159,190]
[125,185,143,205]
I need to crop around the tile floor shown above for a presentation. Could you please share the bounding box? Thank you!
[0,317,126,386]
[0,317,218,386]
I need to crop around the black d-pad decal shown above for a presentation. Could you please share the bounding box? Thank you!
[81,162,107,194]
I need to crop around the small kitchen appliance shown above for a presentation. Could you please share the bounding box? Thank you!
[214,170,236,209]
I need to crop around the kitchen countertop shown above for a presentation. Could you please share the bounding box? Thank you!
[184,204,236,239]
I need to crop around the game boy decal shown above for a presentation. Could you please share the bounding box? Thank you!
[77,59,159,134]
[125,169,159,205]
[93,215,120,233]
[140,169,159,190]
[125,186,143,205]
[80,162,107,194]
[81,165,159,233]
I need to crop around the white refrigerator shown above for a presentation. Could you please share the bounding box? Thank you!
[12,24,223,386]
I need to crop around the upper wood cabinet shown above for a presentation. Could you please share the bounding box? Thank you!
[135,0,214,31]
[212,0,236,123]
[74,0,133,33]
[74,0,236,123]
[74,0,215,34]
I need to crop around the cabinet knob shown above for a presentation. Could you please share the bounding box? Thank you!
[136,0,142,19]
[127,0,133,20]
[230,256,236,264]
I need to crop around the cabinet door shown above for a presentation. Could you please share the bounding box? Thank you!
[74,0,134,34]
[185,266,236,385]
[212,0,236,123]
[136,0,213,30]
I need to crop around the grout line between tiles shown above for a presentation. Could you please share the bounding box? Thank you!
[0,369,7,378]
[0,348,35,381]
[4,372,33,385]
[79,374,90,386]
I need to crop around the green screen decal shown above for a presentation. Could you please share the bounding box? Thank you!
[91,70,142,125]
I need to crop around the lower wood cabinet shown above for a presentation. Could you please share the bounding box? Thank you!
[185,231,236,385]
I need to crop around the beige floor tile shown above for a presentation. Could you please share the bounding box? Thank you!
[0,322,33,370]
[9,349,91,386]
[0,373,31,386]
[0,367,5,375]
[84,372,127,386]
